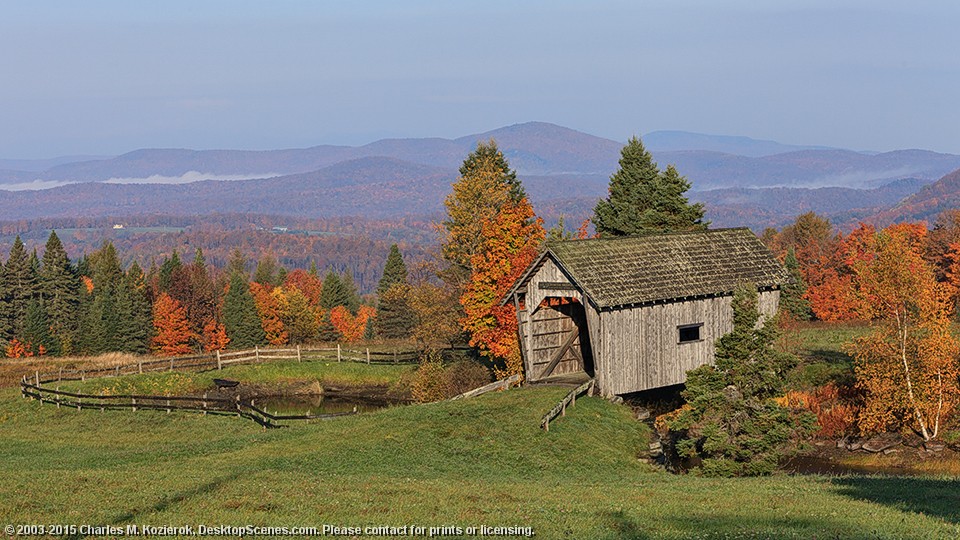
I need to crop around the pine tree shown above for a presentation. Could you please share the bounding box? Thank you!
[316,310,341,342]
[375,283,416,339]
[377,244,408,296]
[319,271,359,312]
[780,248,812,320]
[158,250,182,292]
[664,284,816,476]
[3,236,38,340]
[223,272,265,349]
[226,249,247,279]
[115,262,153,353]
[593,136,707,237]
[22,298,53,355]
[254,254,280,286]
[39,231,80,355]
[84,241,124,352]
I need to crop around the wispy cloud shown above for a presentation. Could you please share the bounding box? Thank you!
[103,171,280,184]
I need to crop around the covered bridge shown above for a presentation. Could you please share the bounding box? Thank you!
[502,228,789,397]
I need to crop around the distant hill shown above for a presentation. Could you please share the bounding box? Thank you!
[643,131,834,157]
[868,167,960,225]
[4,122,959,193]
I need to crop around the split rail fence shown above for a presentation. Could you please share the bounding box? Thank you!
[19,344,422,427]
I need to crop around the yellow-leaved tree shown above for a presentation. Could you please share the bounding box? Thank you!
[846,228,960,440]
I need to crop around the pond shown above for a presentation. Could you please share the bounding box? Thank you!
[253,394,396,417]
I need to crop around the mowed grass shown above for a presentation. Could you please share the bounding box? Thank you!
[55,361,415,396]
[3,379,960,538]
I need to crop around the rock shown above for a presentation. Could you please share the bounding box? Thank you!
[861,433,901,453]
[836,440,846,449]
[883,448,900,455]
[610,396,624,405]
[924,441,946,453]
[901,433,924,448]
[846,441,862,452]
[636,409,651,421]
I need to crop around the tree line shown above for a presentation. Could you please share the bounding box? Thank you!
[0,233,424,357]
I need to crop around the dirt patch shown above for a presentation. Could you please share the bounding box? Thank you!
[788,438,960,476]
[202,378,410,404]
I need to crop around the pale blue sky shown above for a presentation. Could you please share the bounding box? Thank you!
[2,1,958,158]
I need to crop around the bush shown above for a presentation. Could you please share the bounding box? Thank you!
[411,352,451,403]
[447,360,492,396]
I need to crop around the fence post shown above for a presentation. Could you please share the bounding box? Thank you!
[115,365,120,377]
[170,357,174,372]
[35,370,40,387]
[138,358,143,374]
[59,367,63,382]
[366,348,370,364]
[337,344,341,362]
[132,397,137,412]
[81,370,85,382]
[217,350,222,370]
[297,345,301,363]
[255,345,260,362]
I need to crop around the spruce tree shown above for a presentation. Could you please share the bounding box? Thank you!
[3,236,38,340]
[593,136,707,237]
[664,284,816,476]
[40,231,80,355]
[780,248,812,320]
[158,250,182,293]
[22,298,54,355]
[226,249,247,279]
[223,272,265,349]
[254,255,280,286]
[377,244,408,296]
[115,262,153,353]
[319,271,359,312]
[85,241,123,352]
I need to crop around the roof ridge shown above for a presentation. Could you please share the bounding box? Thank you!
[548,227,751,245]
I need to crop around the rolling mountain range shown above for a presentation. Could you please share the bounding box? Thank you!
[1,122,959,232]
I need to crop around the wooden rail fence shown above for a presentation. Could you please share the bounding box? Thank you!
[17,344,423,427]
[540,378,596,431]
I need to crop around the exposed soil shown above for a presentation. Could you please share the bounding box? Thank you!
[786,436,960,476]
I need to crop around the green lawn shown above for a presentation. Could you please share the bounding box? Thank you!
[3,377,959,538]
[55,360,415,397]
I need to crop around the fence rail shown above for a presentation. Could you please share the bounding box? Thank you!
[18,343,429,427]
[540,378,596,431]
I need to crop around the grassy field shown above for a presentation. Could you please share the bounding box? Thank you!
[3,373,960,539]
[54,360,416,397]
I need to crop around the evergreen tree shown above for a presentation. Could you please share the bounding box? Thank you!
[40,231,80,355]
[22,298,54,355]
[593,136,707,237]
[3,236,38,340]
[319,271,359,312]
[223,272,265,349]
[158,250,182,292]
[664,284,816,476]
[377,244,408,296]
[226,249,247,279]
[254,254,280,286]
[309,261,318,277]
[316,310,341,342]
[375,283,416,339]
[84,241,124,352]
[780,248,812,320]
[114,262,153,353]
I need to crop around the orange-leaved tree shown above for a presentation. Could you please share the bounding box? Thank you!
[460,198,544,379]
[329,304,375,343]
[846,229,960,440]
[152,293,193,356]
[201,318,230,352]
[249,282,288,346]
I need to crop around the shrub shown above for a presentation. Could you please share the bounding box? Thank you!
[447,360,492,396]
[411,352,451,403]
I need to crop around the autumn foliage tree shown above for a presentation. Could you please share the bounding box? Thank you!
[459,198,544,379]
[250,282,288,346]
[846,229,960,441]
[151,293,193,356]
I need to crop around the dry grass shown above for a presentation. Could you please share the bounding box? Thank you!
[0,352,155,388]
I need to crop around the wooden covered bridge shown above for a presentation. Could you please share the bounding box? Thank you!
[502,228,789,397]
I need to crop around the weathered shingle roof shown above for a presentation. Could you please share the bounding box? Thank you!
[519,228,788,309]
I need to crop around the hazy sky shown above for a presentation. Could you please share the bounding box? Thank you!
[2,1,958,158]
